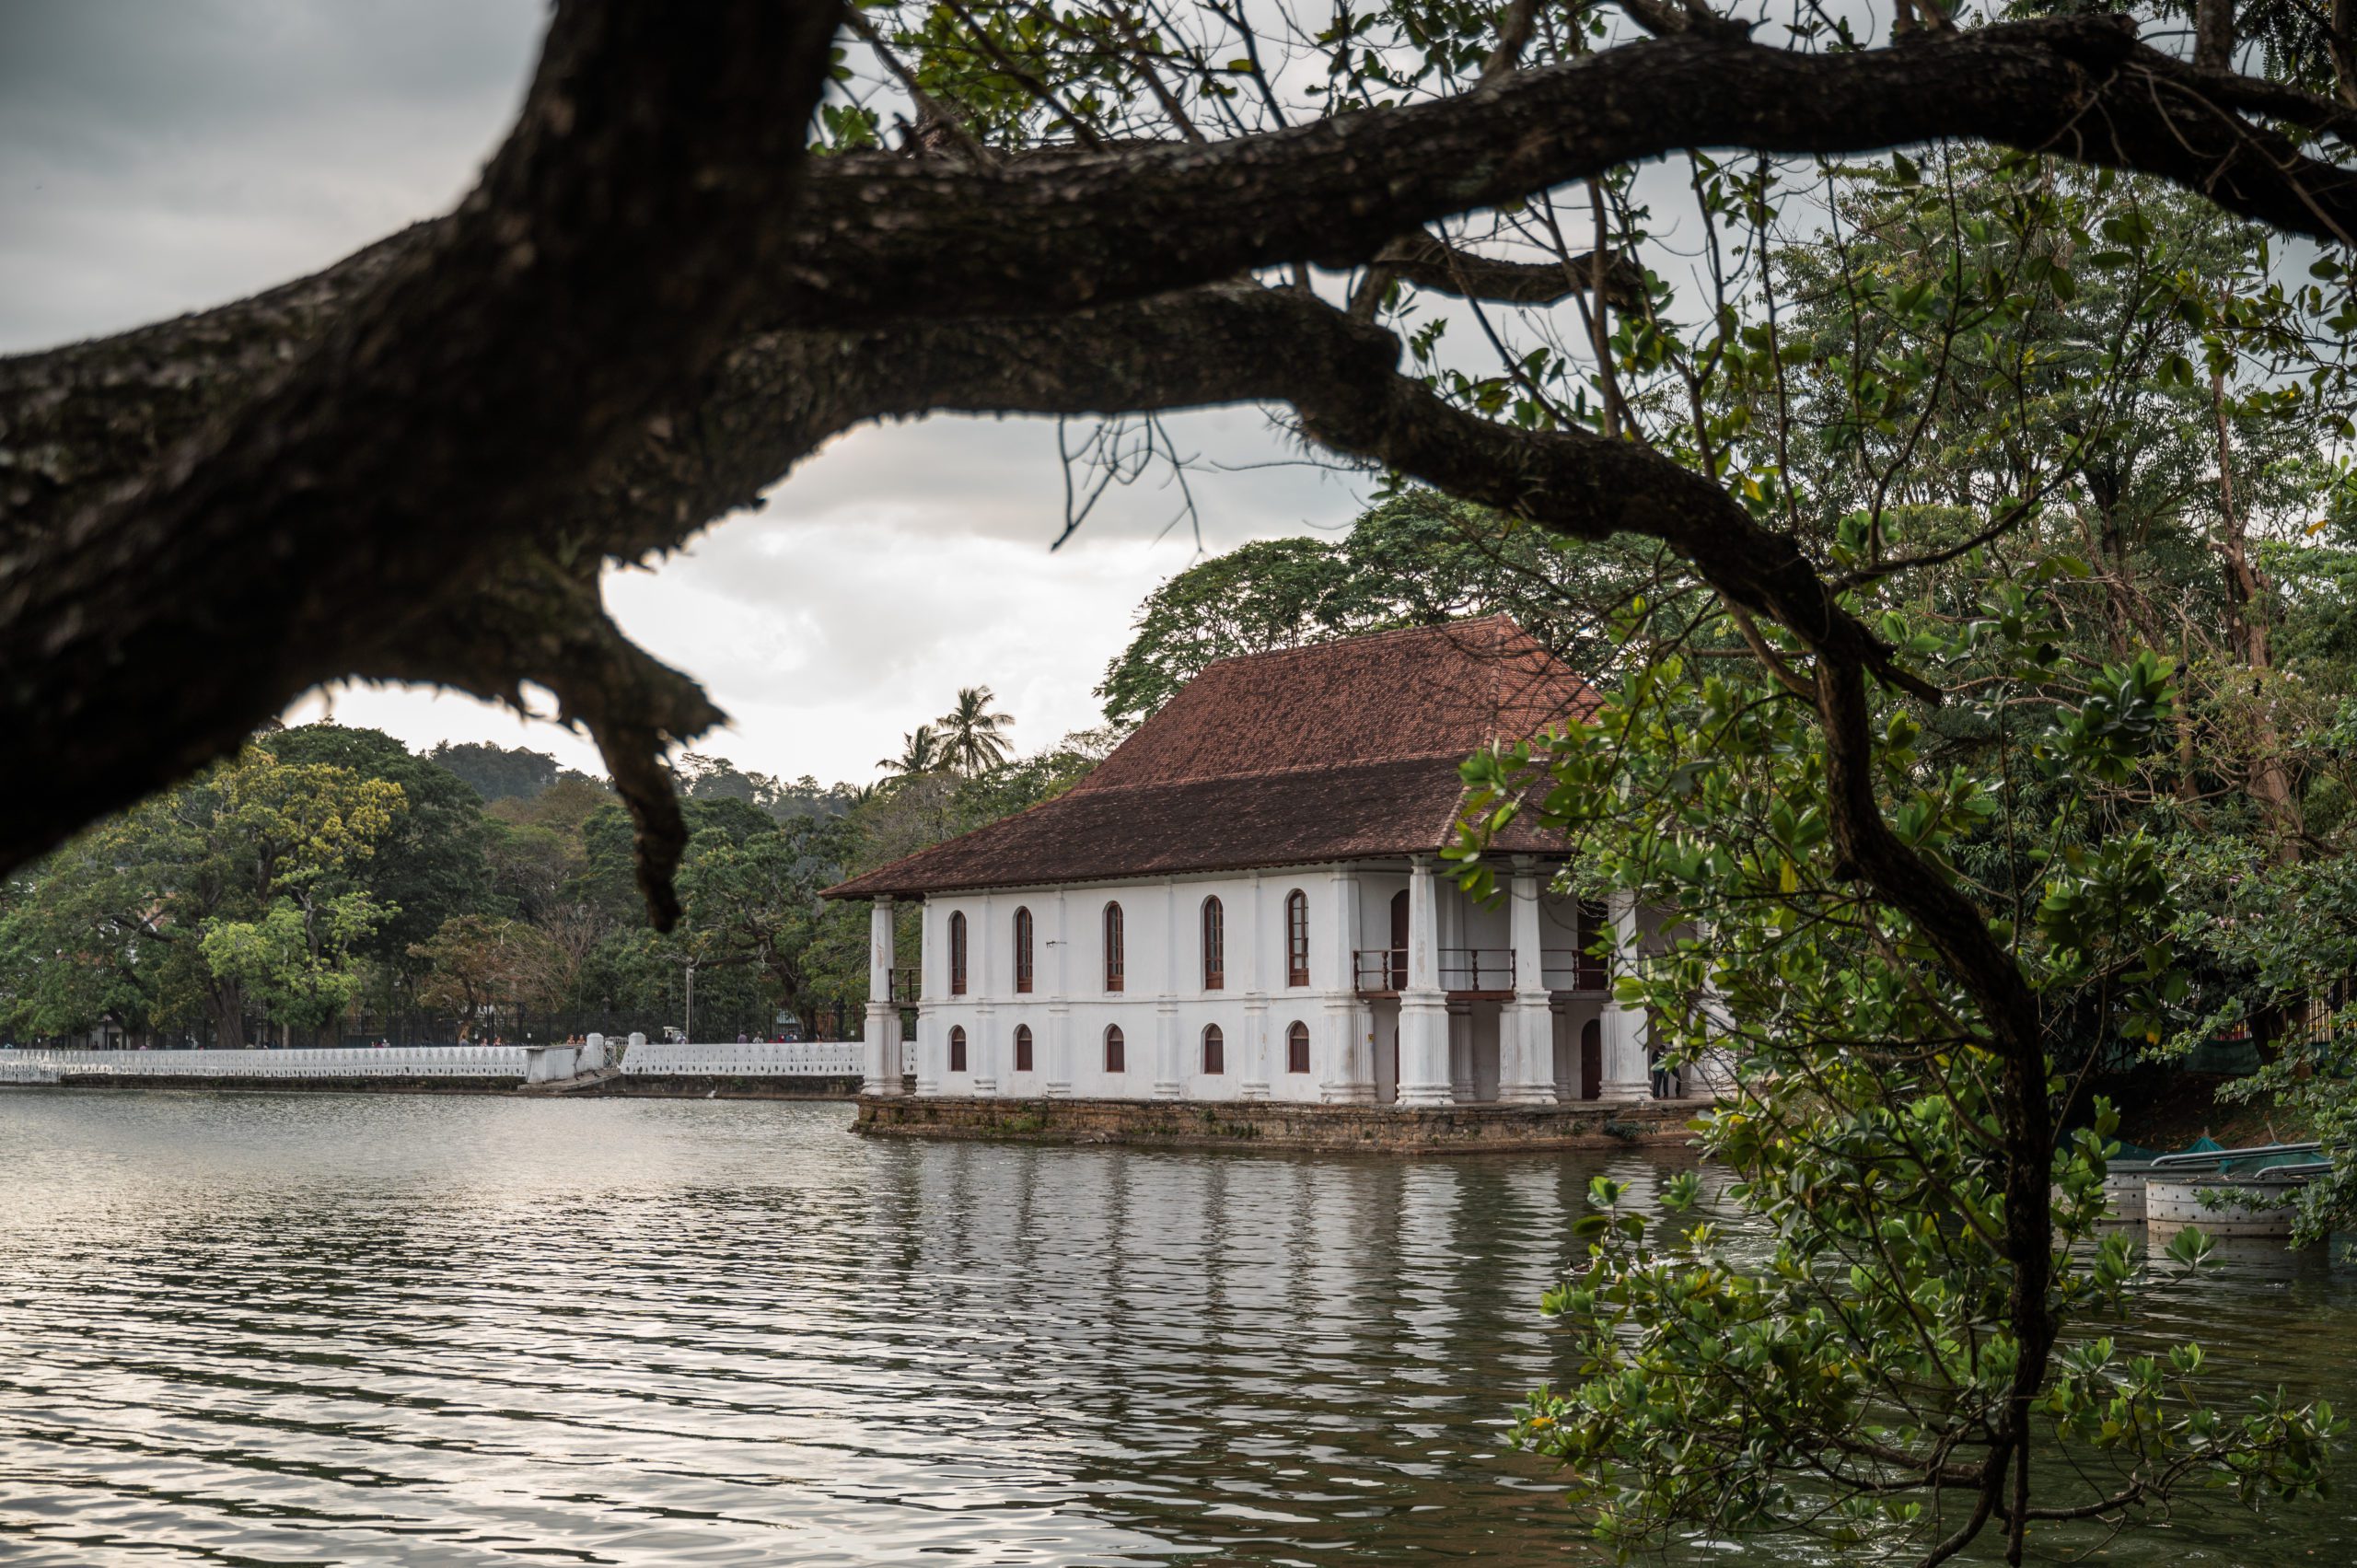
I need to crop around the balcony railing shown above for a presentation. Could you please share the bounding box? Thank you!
[1440,948,1515,993]
[1353,948,1516,993]
[887,966,923,1005]
[1539,947,1609,993]
[1353,947,1408,993]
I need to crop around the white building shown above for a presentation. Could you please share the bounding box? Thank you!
[828,618,1692,1108]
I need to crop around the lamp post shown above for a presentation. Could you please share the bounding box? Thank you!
[683,956,698,1044]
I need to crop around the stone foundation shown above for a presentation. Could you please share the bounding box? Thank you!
[853,1093,1707,1153]
[575,1074,862,1100]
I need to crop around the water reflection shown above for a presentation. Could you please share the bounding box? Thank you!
[0,1092,2351,1565]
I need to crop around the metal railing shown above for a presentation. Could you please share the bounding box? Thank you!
[888,966,923,1005]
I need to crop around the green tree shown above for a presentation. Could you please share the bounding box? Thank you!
[675,815,861,1030]
[878,724,945,779]
[201,892,389,1044]
[936,688,1016,775]
[407,913,568,1037]
[1095,492,1655,726]
[270,723,492,965]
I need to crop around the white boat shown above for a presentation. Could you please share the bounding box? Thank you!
[2144,1159,2329,1239]
[2098,1161,2160,1222]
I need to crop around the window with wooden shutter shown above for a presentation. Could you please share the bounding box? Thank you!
[1285,889,1309,987]
[1202,896,1225,990]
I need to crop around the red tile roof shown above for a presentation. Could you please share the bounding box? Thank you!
[824,616,1596,900]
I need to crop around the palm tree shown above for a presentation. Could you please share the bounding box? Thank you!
[879,724,944,778]
[937,687,1015,775]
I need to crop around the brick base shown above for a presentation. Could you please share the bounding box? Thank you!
[852,1094,1705,1153]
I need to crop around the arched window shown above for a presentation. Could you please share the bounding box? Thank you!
[1201,895,1225,990]
[1202,1024,1225,1074]
[1103,901,1125,993]
[1013,907,1034,993]
[1285,889,1310,987]
[948,1025,969,1073]
[1014,1023,1034,1073]
[949,911,969,995]
[1576,900,1608,991]
[1104,1024,1125,1073]
[1286,1020,1311,1074]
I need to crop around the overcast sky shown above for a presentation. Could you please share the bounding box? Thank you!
[0,2,1369,787]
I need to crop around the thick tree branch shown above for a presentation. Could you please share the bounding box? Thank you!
[1374,234,1644,306]
[0,0,842,917]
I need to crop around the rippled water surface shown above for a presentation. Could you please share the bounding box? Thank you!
[3,1092,2354,1566]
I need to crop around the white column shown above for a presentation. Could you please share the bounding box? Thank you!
[1686,966,1736,1098]
[1396,856,1453,1106]
[1502,863,1558,1103]
[1154,878,1182,1098]
[1046,889,1074,1097]
[971,893,998,1095]
[1241,870,1271,1099]
[914,900,941,1095]
[862,896,903,1096]
[1446,1003,1476,1102]
[1599,890,1653,1100]
[1320,866,1374,1102]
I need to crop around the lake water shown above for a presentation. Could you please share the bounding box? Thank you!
[1,1092,2352,1566]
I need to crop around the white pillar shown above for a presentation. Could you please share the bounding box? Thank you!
[1502,863,1558,1103]
[1599,891,1653,1100]
[1241,870,1271,1099]
[1046,889,1074,1097]
[1396,856,1453,1106]
[971,894,998,1095]
[863,896,903,1096]
[913,901,941,1095]
[1686,970,1736,1098]
[1154,879,1182,1098]
[1446,1003,1475,1102]
[1320,866,1374,1102]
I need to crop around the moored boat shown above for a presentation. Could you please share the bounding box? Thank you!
[2145,1151,2329,1240]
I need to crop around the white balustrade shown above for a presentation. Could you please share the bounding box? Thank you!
[0,1042,863,1082]
[618,1040,863,1077]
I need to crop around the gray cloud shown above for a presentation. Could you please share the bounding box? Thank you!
[6,2,1368,785]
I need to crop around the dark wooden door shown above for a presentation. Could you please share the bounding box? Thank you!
[1388,889,1410,990]
[1579,1018,1602,1100]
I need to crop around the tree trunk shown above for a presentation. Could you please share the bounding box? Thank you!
[2212,367,2301,852]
